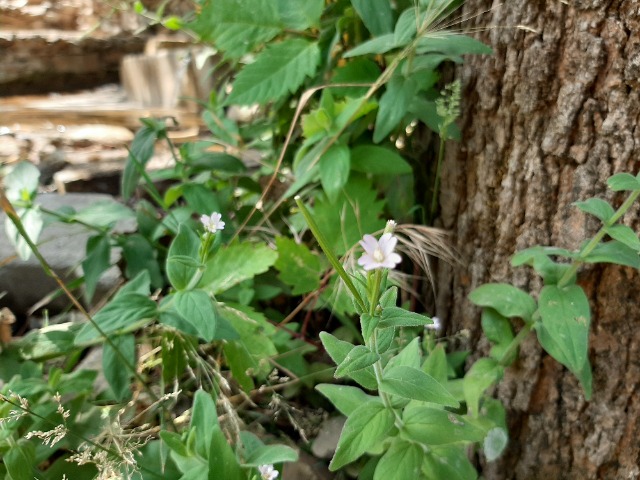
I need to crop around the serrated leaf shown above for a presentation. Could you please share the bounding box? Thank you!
[574,198,615,222]
[173,289,218,342]
[582,240,640,269]
[329,401,395,470]
[315,384,379,416]
[537,285,590,375]
[351,0,393,36]
[274,237,322,294]
[463,358,503,417]
[468,283,537,322]
[417,34,493,56]
[335,345,380,378]
[350,145,412,175]
[380,365,459,407]
[102,333,135,401]
[379,306,431,329]
[226,39,320,105]
[607,172,640,191]
[199,242,278,294]
[320,143,350,202]
[373,74,418,142]
[276,0,323,30]
[191,0,282,59]
[606,224,640,251]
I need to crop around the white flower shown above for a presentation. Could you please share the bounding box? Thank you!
[357,233,402,271]
[258,464,279,480]
[426,316,442,332]
[200,212,225,233]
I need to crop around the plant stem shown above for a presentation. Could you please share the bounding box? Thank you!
[557,187,640,288]
[429,136,446,224]
[295,196,366,312]
[499,323,533,367]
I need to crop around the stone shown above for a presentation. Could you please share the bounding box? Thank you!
[311,415,345,460]
[0,192,132,315]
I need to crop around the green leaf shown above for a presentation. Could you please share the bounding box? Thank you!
[191,0,281,59]
[173,290,218,342]
[319,143,351,202]
[402,405,486,445]
[373,73,419,142]
[14,322,80,360]
[463,358,503,417]
[380,365,459,407]
[422,344,448,384]
[243,443,298,466]
[209,425,244,480]
[276,0,323,30]
[4,161,40,203]
[315,384,379,416]
[319,332,377,390]
[393,7,418,46]
[573,198,615,222]
[226,39,320,105]
[373,439,422,480]
[537,285,590,375]
[121,234,163,288]
[182,183,221,215]
[273,237,322,294]
[343,34,398,58]
[4,440,35,480]
[314,176,386,255]
[605,224,640,251]
[200,242,278,294]
[166,224,201,291]
[511,246,575,284]
[422,446,478,480]
[5,207,43,260]
[481,309,514,345]
[72,200,135,227]
[75,293,157,345]
[350,145,412,175]
[83,235,111,301]
[417,34,493,56]
[102,333,135,401]
[384,337,421,370]
[582,240,640,269]
[335,345,380,378]
[468,283,537,322]
[329,401,396,470]
[483,427,508,462]
[330,59,380,97]
[351,0,393,36]
[607,172,640,191]
[121,124,159,200]
[191,389,218,457]
[379,306,431,329]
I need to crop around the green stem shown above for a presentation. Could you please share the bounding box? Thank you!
[499,323,533,367]
[369,270,383,316]
[0,192,160,404]
[557,188,640,288]
[371,332,404,429]
[295,196,366,312]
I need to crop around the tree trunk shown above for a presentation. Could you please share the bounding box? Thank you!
[436,1,640,479]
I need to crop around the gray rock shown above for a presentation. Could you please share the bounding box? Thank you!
[0,192,132,315]
[311,416,346,460]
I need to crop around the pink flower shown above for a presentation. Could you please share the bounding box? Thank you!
[357,233,402,271]
[258,464,279,480]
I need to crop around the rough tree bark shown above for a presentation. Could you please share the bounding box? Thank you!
[436,1,640,479]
